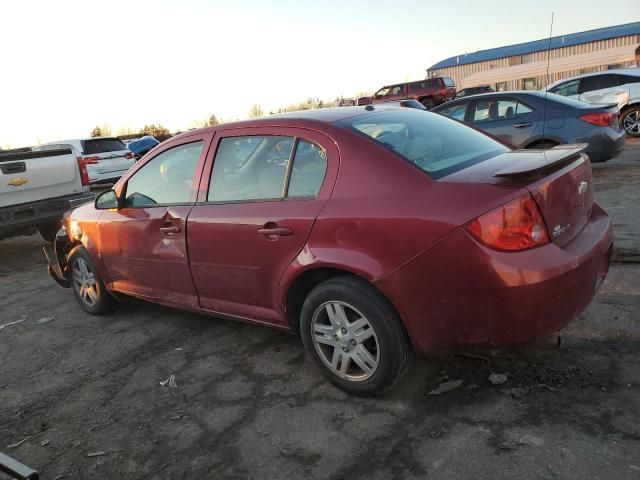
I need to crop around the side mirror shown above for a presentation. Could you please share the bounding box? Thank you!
[95,189,120,210]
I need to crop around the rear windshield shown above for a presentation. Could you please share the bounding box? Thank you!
[336,109,508,179]
[545,92,597,109]
[443,77,456,87]
[81,138,127,154]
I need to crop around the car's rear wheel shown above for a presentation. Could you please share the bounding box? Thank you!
[68,246,115,315]
[421,98,434,110]
[299,276,411,396]
[621,106,640,137]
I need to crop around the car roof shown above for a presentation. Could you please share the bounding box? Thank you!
[437,90,549,103]
[171,106,406,141]
[547,68,640,88]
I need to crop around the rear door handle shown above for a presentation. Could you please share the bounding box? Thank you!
[258,227,293,236]
[160,225,181,234]
[512,122,532,128]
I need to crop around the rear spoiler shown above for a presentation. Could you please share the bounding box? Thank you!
[493,144,587,177]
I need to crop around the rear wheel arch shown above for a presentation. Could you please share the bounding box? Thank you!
[284,267,407,339]
[523,137,561,149]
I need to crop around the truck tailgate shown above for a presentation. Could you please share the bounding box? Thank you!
[0,149,83,208]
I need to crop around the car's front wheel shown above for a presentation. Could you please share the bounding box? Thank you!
[68,246,115,315]
[300,276,411,396]
[621,106,640,137]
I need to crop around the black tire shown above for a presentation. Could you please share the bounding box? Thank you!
[299,276,411,396]
[67,246,115,315]
[37,221,61,243]
[421,98,434,110]
[620,106,640,138]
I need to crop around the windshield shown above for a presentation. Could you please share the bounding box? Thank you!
[82,138,127,154]
[336,109,508,179]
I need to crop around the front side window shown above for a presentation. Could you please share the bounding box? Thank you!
[391,85,404,96]
[437,102,468,121]
[375,87,390,98]
[338,109,508,180]
[124,141,203,207]
[549,79,580,97]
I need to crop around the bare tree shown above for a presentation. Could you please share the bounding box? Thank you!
[248,103,264,118]
[90,124,113,137]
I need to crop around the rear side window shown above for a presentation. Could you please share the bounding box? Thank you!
[82,138,127,154]
[337,109,508,180]
[425,79,440,88]
[579,74,619,93]
[618,74,640,84]
[288,140,327,197]
[208,136,294,202]
[549,79,580,96]
[124,141,203,207]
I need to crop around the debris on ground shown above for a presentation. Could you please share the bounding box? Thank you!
[488,373,509,385]
[499,387,529,398]
[428,379,463,395]
[498,439,520,450]
[86,451,106,457]
[159,375,178,388]
[7,436,32,449]
[37,316,56,324]
[0,318,26,331]
[41,439,50,447]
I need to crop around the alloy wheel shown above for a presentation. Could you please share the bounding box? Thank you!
[623,110,640,135]
[311,301,380,381]
[72,257,98,307]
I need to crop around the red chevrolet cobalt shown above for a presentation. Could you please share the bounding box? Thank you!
[45,106,612,395]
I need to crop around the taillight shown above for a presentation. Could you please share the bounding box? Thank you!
[125,151,134,159]
[466,194,549,251]
[440,87,448,97]
[76,156,98,186]
[578,112,617,127]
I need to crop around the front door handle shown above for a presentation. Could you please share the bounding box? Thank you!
[160,225,181,234]
[512,122,532,128]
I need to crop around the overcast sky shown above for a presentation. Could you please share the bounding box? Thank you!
[1,0,638,147]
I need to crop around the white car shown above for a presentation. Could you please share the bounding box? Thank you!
[547,69,640,137]
[33,137,136,184]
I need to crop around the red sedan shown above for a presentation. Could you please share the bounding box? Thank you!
[45,106,613,395]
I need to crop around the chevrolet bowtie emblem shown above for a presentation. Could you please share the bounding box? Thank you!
[7,177,28,186]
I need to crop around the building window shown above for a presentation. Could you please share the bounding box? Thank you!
[607,64,623,70]
[495,82,507,92]
[523,77,537,90]
[521,53,534,64]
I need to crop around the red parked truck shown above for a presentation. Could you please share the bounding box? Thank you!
[357,77,456,109]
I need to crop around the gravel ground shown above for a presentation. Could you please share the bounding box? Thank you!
[1,139,639,479]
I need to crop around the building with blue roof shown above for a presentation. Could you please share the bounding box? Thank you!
[427,22,640,91]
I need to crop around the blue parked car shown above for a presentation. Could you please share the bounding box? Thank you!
[126,136,160,160]
[432,91,625,162]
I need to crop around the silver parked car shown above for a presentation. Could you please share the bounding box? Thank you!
[546,69,640,137]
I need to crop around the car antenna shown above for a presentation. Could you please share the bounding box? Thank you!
[542,12,554,150]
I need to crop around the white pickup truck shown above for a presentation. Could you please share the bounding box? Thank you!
[0,147,94,242]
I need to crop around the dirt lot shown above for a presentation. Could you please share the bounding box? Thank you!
[1,140,639,479]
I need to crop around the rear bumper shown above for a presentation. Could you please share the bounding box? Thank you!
[376,203,613,353]
[580,127,626,162]
[0,192,94,239]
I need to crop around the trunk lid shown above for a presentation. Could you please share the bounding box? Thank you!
[442,145,594,247]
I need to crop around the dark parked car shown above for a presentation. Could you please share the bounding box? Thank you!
[45,106,612,395]
[357,77,456,109]
[455,85,494,98]
[432,91,625,162]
